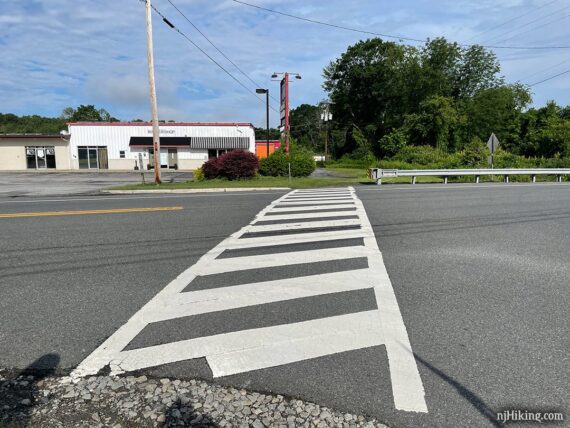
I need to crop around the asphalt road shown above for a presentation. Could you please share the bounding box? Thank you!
[0,183,568,427]
[0,171,193,198]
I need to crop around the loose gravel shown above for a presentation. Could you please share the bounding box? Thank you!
[0,372,389,427]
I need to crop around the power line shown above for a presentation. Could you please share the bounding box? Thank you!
[144,1,279,113]
[492,13,570,45]
[231,0,570,49]
[483,4,570,44]
[528,68,570,86]
[521,56,570,81]
[164,0,280,104]
[463,0,559,43]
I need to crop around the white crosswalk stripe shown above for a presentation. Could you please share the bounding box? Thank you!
[72,187,428,413]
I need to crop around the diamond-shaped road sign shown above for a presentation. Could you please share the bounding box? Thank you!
[487,133,500,167]
[487,133,500,153]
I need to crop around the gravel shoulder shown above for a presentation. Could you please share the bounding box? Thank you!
[0,371,389,428]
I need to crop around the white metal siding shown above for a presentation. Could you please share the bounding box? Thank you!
[68,124,256,164]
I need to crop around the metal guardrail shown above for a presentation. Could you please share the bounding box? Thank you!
[368,168,570,185]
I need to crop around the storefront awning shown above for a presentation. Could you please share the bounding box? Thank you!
[189,137,250,149]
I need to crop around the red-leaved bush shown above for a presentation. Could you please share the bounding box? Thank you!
[202,156,224,179]
[201,150,259,180]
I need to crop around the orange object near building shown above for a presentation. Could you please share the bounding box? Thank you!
[255,140,281,159]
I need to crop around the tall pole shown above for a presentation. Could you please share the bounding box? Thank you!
[324,121,328,164]
[145,0,161,184]
[284,73,290,155]
[265,91,270,158]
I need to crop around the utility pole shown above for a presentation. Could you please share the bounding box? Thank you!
[145,0,161,184]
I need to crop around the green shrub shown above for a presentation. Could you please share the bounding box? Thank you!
[259,150,289,176]
[393,145,448,166]
[259,147,316,177]
[493,149,537,168]
[290,151,316,177]
[378,129,407,158]
[193,167,204,181]
[459,138,489,168]
[327,156,373,169]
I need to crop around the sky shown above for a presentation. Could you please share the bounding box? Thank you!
[1,0,569,128]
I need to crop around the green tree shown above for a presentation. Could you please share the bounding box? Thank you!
[322,37,505,158]
[289,104,322,151]
[254,127,281,140]
[376,128,407,158]
[0,112,66,134]
[463,84,531,151]
[403,96,462,151]
[61,105,117,122]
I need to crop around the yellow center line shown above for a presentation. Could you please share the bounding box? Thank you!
[0,206,184,219]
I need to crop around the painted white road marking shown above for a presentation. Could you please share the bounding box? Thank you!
[192,246,372,275]
[244,218,361,233]
[268,204,357,212]
[253,211,358,221]
[146,269,373,323]
[73,187,428,413]
[109,311,383,373]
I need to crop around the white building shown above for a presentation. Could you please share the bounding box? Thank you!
[68,122,256,170]
[0,122,256,171]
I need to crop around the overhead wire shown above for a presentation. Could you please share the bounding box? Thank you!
[492,13,570,45]
[528,68,570,86]
[463,0,559,43]
[482,4,570,44]
[143,0,279,114]
[521,56,570,81]
[164,0,280,104]
[231,0,570,50]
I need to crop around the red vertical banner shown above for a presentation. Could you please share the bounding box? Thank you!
[280,74,290,154]
[285,73,290,155]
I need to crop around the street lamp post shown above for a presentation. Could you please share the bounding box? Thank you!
[256,88,270,158]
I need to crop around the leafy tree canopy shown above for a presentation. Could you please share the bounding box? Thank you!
[314,36,568,162]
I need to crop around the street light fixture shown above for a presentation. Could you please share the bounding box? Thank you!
[256,88,270,158]
[271,72,302,154]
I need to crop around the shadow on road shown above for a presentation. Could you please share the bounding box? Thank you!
[414,353,503,427]
[0,353,60,427]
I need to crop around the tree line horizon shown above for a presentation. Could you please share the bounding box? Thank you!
[2,37,569,167]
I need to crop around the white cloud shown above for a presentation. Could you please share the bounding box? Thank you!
[0,0,569,126]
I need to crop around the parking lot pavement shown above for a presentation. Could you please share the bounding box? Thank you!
[0,171,193,198]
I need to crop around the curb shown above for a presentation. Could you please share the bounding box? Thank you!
[102,187,291,194]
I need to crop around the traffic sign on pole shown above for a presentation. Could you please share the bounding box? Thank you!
[487,133,500,168]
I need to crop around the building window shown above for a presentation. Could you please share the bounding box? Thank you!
[148,148,178,169]
[78,146,108,169]
[119,150,125,159]
[26,146,56,169]
[208,149,229,159]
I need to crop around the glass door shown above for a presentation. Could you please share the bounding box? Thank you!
[160,149,169,169]
[36,147,47,169]
[88,148,98,169]
[78,147,89,169]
